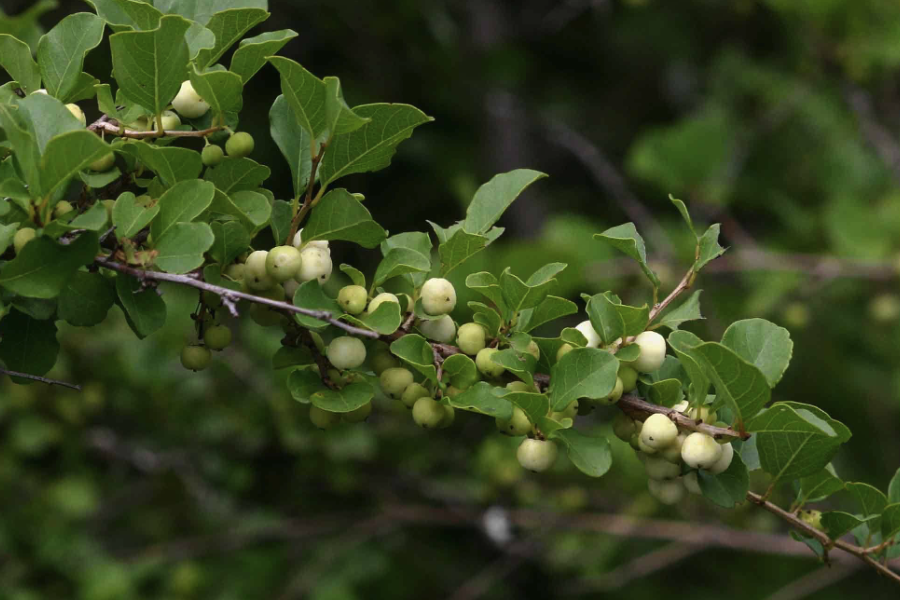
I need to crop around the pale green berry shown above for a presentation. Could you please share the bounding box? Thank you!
[400,382,430,409]
[420,277,456,315]
[632,331,667,373]
[89,152,115,172]
[660,433,685,464]
[66,103,86,125]
[244,250,275,291]
[202,144,224,167]
[457,322,486,355]
[412,396,445,428]
[13,228,36,254]
[203,325,232,351]
[575,320,601,348]
[560,400,579,419]
[225,131,254,157]
[338,285,368,315]
[283,279,299,300]
[295,246,332,284]
[439,405,455,428]
[181,345,211,371]
[258,283,286,302]
[496,407,531,436]
[597,377,624,405]
[524,340,540,361]
[475,348,504,379]
[619,365,638,392]
[637,435,658,455]
[640,414,679,450]
[505,381,532,392]
[708,442,734,475]
[629,432,642,452]
[309,405,340,429]
[343,401,372,423]
[681,432,722,470]
[516,438,558,472]
[172,81,210,119]
[370,345,399,375]
[683,471,702,495]
[644,455,681,481]
[648,478,685,505]
[380,367,414,398]
[152,110,181,132]
[556,343,573,362]
[613,413,637,442]
[265,245,303,282]
[291,228,330,251]
[367,292,400,314]
[224,263,245,281]
[326,336,367,370]
[418,315,456,343]
[53,201,74,219]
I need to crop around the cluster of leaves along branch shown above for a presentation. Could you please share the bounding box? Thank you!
[0,0,898,582]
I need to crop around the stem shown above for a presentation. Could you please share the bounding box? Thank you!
[0,367,82,391]
[617,394,750,440]
[646,267,694,327]
[88,117,225,139]
[286,141,327,245]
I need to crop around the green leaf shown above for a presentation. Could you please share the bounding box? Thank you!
[109,15,191,114]
[585,292,625,345]
[746,402,851,483]
[821,512,875,540]
[230,29,297,83]
[128,143,203,188]
[206,221,248,269]
[204,157,270,194]
[323,76,369,139]
[449,382,512,420]
[188,64,243,117]
[656,290,703,331]
[594,223,660,289]
[195,8,270,69]
[292,280,340,330]
[115,273,166,339]
[795,464,844,506]
[153,0,267,24]
[690,342,771,424]
[466,271,507,315]
[272,346,314,370]
[666,330,710,405]
[317,103,433,187]
[0,223,18,256]
[85,0,163,30]
[846,482,889,519]
[470,302,502,338]
[207,188,271,234]
[311,383,375,413]
[616,344,642,363]
[390,334,437,384]
[269,94,312,199]
[890,468,900,504]
[301,189,386,248]
[380,231,432,288]
[342,300,402,336]
[153,222,214,273]
[0,1,55,52]
[149,179,216,242]
[113,191,160,239]
[374,247,431,287]
[339,264,366,288]
[37,12,104,102]
[549,347,619,411]
[549,429,613,478]
[721,318,793,388]
[612,301,650,337]
[17,93,85,154]
[492,348,537,387]
[461,169,548,235]
[439,229,487,276]
[40,130,112,199]
[696,223,726,271]
[441,354,480,390]
[499,265,560,316]
[266,57,329,141]
[0,104,41,193]
[0,34,41,94]
[67,202,109,232]
[882,504,900,542]
[643,379,683,407]
[515,296,578,333]
[269,200,292,246]
[698,451,749,508]
[498,390,549,426]
[57,271,115,327]
[669,194,695,237]
[0,232,98,299]
[94,83,148,130]
[0,309,59,382]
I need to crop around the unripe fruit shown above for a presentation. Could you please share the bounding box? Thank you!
[202,144,224,167]
[203,325,232,351]
[672,401,717,424]
[516,438,558,472]
[370,346,399,375]
[66,103,86,125]
[13,228,36,254]
[475,348,504,379]
[559,400,579,419]
[283,279,299,300]
[89,152,115,172]
[556,343,573,362]
[799,509,823,531]
[632,331,666,373]
[127,116,152,132]
[380,367,414,398]
[181,345,211,371]
[708,442,734,475]
[258,283,286,302]
[618,366,638,392]
[506,381,533,392]
[326,336,367,370]
[368,292,400,315]
[225,131,255,158]
[629,433,642,452]
[152,110,181,132]
[296,246,332,284]
[439,405,455,428]
[644,455,681,480]
[524,340,540,361]
[575,320,601,348]
[660,433,685,464]
[343,401,372,423]
[309,405,340,429]
[400,382,430,409]
[612,413,637,442]
[412,396,445,428]
[496,407,531,436]
[420,277,456,315]
[244,250,275,291]
[457,322,486,355]
[53,201,74,219]
[291,228,330,251]
[338,285,368,315]
[681,432,722,470]
[869,293,900,322]
[597,377,624,405]
[265,245,303,282]
[683,471,702,495]
[224,263,245,281]
[647,478,685,505]
[172,81,210,119]
[637,436,658,455]
[640,414,678,450]
[418,315,456,343]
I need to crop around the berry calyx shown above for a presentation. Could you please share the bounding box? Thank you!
[203,325,232,351]
[495,406,531,436]
[265,245,303,282]
[516,438,558,472]
[632,331,667,373]
[172,81,210,118]
[457,322,486,355]
[338,285,368,315]
[418,315,456,343]
[326,336,367,370]
[225,131,255,158]
[202,144,224,167]
[412,396,445,428]
[420,277,457,315]
[181,345,211,371]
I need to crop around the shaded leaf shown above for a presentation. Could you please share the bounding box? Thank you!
[462,169,547,235]
[550,429,613,478]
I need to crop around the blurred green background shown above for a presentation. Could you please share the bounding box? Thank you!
[3,0,900,598]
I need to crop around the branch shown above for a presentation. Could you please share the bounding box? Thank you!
[88,116,225,139]
[287,141,327,244]
[647,267,693,326]
[95,257,379,339]
[617,394,750,440]
[0,367,82,391]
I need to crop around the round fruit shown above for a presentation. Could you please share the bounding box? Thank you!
[224,263,245,281]
[338,285,368,315]
[181,345,211,371]
[309,405,340,429]
[53,201,74,218]
[400,382,430,409]
[612,413,637,442]
[640,414,678,450]
[647,478,685,505]
[559,400,579,419]
[367,292,400,314]
[343,401,372,423]
[556,343,573,362]
[618,366,638,392]
[516,438,558,472]
[644,455,681,480]
[283,279,299,300]
[457,322,486,355]
[66,103,86,125]
[597,377,624,405]
[660,433,685,464]
[637,436,658,455]
[708,442,734,475]
[265,245,303,282]
[203,325,232,351]
[380,367,414,398]
[524,341,540,360]
[89,152,115,172]
[291,228,330,251]
[295,246,332,284]
[681,432,723,470]
[13,228,36,254]
[418,315,456,343]
[152,110,181,132]
[495,407,531,436]
[244,250,275,291]
[506,381,533,392]
[326,336,367,370]
[683,471,702,495]
[420,277,456,315]
[475,348,504,378]
[202,144,224,167]
[439,405,455,428]
[575,320,601,348]
[412,397,445,428]
[172,81,210,119]
[632,331,667,373]
[225,131,255,158]
[370,345,399,375]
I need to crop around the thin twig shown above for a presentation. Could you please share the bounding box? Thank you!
[95,257,379,339]
[88,118,225,139]
[0,367,82,391]
[617,394,750,440]
[647,267,694,325]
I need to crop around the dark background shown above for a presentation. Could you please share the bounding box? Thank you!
[2,0,900,598]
